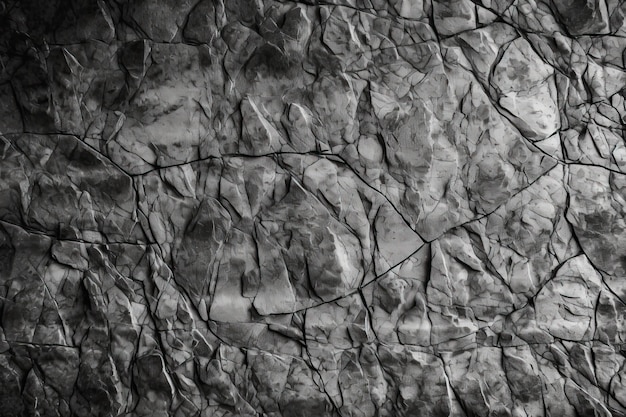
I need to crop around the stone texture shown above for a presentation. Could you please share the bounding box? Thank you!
[2,0,626,416]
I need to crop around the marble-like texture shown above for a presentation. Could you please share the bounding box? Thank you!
[1,0,626,416]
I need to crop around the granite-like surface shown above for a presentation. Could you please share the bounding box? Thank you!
[1,0,626,416]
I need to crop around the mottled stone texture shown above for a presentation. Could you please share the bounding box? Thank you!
[1,0,626,416]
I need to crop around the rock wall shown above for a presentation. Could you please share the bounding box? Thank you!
[1,0,626,416]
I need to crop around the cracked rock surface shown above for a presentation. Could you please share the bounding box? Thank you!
[2,0,626,416]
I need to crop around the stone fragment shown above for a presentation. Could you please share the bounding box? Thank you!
[535,256,601,341]
[554,0,610,35]
[492,37,560,140]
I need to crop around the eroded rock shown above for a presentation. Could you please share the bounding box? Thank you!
[2,0,626,415]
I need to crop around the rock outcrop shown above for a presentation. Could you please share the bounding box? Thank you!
[1,0,626,416]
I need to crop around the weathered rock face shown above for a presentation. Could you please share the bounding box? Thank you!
[1,0,626,416]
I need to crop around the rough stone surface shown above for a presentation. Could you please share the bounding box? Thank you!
[1,0,626,416]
